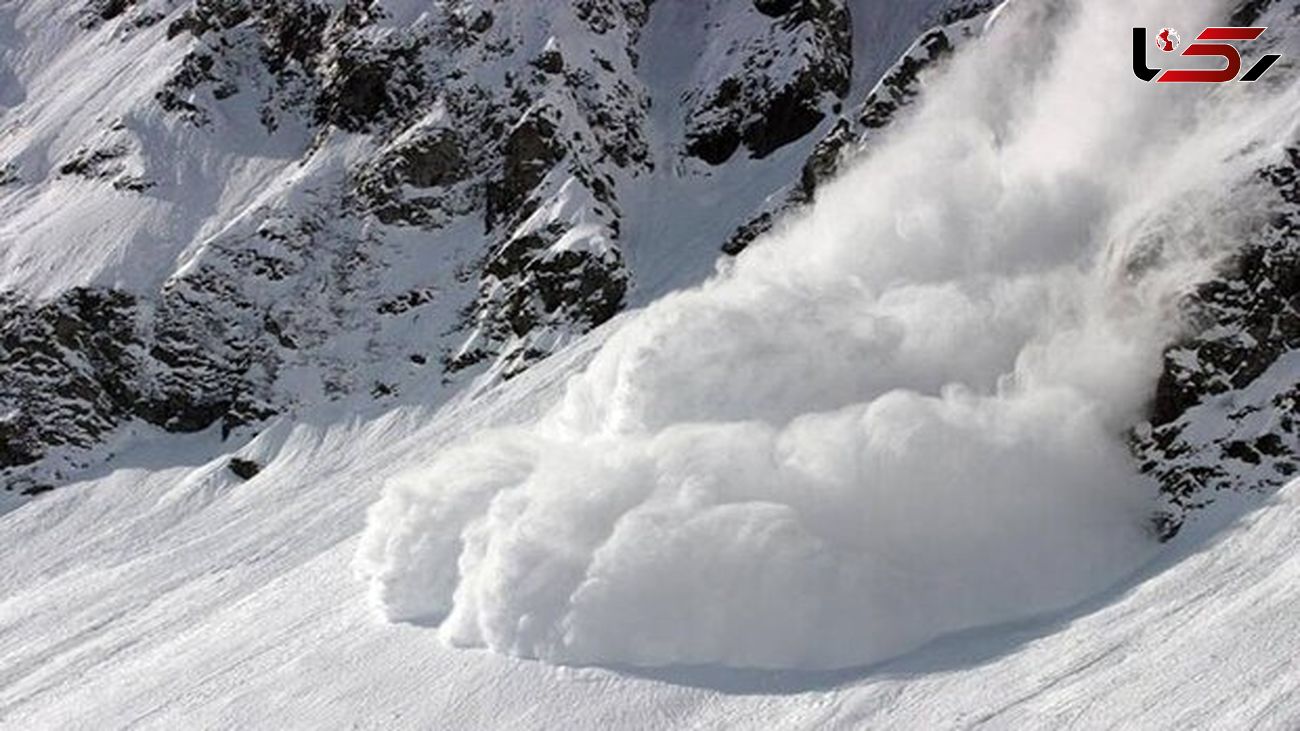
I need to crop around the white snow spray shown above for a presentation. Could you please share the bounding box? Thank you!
[358,0,1300,670]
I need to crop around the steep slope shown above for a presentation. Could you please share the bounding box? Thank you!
[355,0,1300,672]
[0,0,958,498]
[4,0,1300,725]
[1123,0,1300,536]
[2,324,1300,729]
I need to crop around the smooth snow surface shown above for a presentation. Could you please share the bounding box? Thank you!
[358,0,1300,670]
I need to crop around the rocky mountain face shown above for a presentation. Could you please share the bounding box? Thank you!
[1135,143,1300,537]
[722,0,997,254]
[1130,0,1300,536]
[3,0,1300,539]
[0,0,963,494]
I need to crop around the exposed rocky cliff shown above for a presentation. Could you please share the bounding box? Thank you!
[1125,0,1300,536]
[1135,143,1300,537]
[1,0,960,493]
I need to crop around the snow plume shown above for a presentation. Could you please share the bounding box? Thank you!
[358,0,1300,670]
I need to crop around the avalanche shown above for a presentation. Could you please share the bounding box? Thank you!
[358,0,1300,671]
[4,0,1300,727]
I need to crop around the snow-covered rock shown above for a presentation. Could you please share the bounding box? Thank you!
[1130,0,1300,535]
[0,0,961,496]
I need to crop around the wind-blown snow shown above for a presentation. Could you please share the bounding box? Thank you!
[358,0,1300,670]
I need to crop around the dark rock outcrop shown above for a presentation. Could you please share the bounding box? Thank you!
[721,4,988,255]
[685,0,852,165]
[1134,147,1300,536]
[228,457,262,479]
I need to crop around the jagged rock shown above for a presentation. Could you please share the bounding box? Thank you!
[486,112,566,230]
[573,0,650,36]
[724,211,777,256]
[1134,147,1300,536]
[722,5,989,255]
[228,457,262,479]
[456,218,629,378]
[753,0,801,18]
[155,50,220,123]
[315,33,426,132]
[113,176,155,192]
[0,289,143,479]
[534,44,565,75]
[353,124,478,226]
[158,0,396,131]
[860,28,954,130]
[687,78,744,166]
[377,289,436,316]
[19,0,1194,504]
[397,133,468,189]
[82,0,137,26]
[798,117,854,199]
[0,268,281,490]
[685,0,851,164]
[1230,0,1282,25]
[59,145,128,178]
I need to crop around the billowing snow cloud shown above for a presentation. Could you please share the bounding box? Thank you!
[357,0,1300,670]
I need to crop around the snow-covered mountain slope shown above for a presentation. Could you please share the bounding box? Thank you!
[0,0,971,498]
[352,0,1300,672]
[3,334,1300,729]
[5,0,1300,726]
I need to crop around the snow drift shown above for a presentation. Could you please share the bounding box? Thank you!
[357,0,1300,670]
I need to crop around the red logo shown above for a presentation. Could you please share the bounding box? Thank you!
[1133,27,1281,83]
[1156,28,1181,52]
